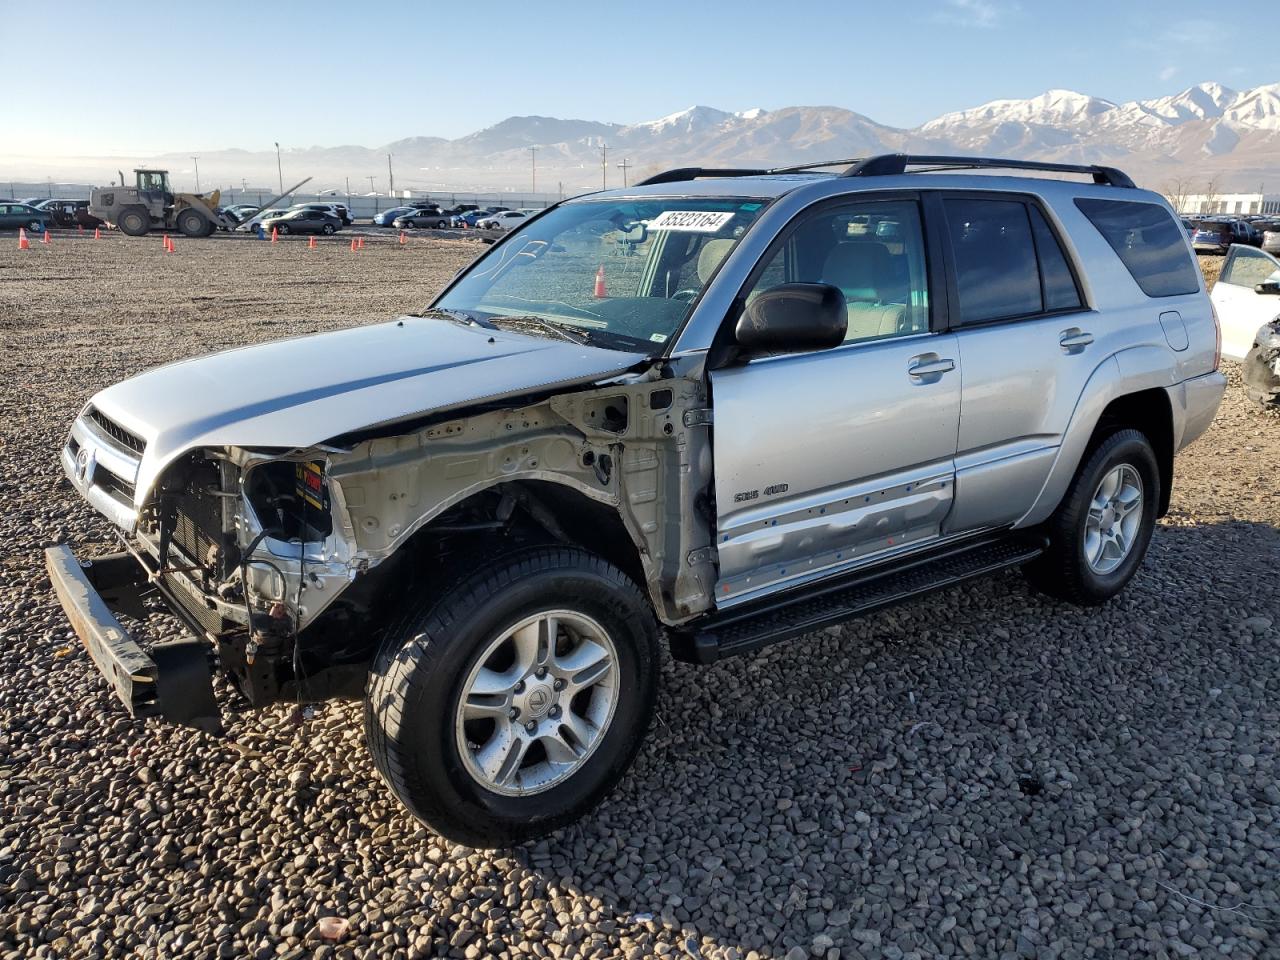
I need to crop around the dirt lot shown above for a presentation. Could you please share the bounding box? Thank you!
[0,235,1277,960]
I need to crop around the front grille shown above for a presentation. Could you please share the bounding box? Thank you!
[87,407,146,455]
[95,469,135,505]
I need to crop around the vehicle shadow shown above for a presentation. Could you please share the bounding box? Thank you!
[511,516,1280,958]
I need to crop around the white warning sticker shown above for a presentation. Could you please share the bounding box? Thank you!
[646,210,735,233]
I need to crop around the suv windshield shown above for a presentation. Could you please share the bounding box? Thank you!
[434,197,770,350]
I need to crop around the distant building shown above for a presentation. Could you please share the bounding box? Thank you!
[1177,192,1280,216]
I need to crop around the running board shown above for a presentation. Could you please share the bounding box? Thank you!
[668,533,1047,664]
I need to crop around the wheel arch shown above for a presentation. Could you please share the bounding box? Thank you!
[1019,353,1180,526]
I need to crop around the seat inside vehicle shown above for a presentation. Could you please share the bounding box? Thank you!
[820,240,911,341]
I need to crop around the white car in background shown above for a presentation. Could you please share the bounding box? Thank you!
[1209,244,1280,407]
[236,208,290,232]
[476,210,527,231]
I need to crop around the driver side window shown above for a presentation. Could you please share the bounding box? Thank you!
[744,199,930,343]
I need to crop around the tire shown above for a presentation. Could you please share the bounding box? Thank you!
[117,206,149,236]
[176,209,209,238]
[1024,428,1160,605]
[28,219,44,232]
[364,545,659,847]
[322,223,335,235]
[277,224,289,235]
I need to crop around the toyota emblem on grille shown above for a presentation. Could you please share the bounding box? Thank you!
[75,446,96,485]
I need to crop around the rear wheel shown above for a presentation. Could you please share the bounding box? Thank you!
[176,209,210,238]
[117,206,149,236]
[364,545,659,847]
[1024,428,1160,605]
[322,223,335,235]
[277,224,290,235]
[27,219,43,232]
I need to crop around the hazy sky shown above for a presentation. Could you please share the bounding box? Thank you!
[6,0,1278,156]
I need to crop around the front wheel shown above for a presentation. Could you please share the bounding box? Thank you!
[28,219,43,232]
[1024,428,1160,605]
[322,223,335,235]
[364,545,659,847]
[277,224,289,235]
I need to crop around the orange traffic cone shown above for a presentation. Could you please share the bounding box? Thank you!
[399,231,407,245]
[41,229,51,245]
[308,235,317,249]
[78,224,85,235]
[350,238,357,252]
[167,236,176,253]
[271,226,279,243]
[162,235,169,252]
[18,228,30,250]
[593,264,607,298]
[93,227,101,240]
[358,236,365,250]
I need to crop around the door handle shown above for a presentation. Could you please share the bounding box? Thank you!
[907,354,956,379]
[1059,328,1094,352]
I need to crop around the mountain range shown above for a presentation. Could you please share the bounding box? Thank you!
[13,81,1280,196]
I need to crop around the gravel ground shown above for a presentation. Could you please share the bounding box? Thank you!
[1,235,1278,960]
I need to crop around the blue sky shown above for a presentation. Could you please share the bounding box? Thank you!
[6,0,1276,155]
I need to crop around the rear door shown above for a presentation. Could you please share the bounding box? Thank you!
[1211,244,1280,359]
[936,193,1095,532]
[710,194,962,605]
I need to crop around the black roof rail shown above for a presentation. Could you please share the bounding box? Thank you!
[635,167,770,186]
[841,154,1136,188]
[635,160,872,186]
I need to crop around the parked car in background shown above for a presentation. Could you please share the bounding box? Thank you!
[1255,221,1280,254]
[0,202,52,231]
[224,204,260,219]
[476,210,528,230]
[289,202,352,225]
[1192,219,1256,254]
[260,209,343,235]
[374,206,417,227]
[1180,218,1195,235]
[394,208,453,229]
[237,208,289,232]
[34,198,104,229]
[449,210,489,228]
[1208,243,1280,359]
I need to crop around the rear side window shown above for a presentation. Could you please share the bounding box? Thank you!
[943,197,1081,324]
[1075,198,1199,297]
[1029,206,1082,312]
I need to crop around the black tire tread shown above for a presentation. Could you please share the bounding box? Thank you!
[1025,427,1159,606]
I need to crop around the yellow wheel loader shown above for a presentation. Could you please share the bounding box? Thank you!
[89,169,312,237]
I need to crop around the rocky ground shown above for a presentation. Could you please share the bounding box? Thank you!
[0,236,1277,959]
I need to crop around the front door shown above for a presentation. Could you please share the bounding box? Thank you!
[1211,244,1280,360]
[710,196,961,606]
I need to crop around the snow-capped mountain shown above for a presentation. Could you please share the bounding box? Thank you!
[17,81,1280,193]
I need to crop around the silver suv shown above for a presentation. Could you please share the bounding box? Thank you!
[47,154,1226,847]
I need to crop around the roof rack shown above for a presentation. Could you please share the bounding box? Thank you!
[635,167,770,186]
[634,154,1136,189]
[841,154,1136,188]
[636,159,873,186]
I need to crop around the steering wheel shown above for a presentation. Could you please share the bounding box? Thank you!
[671,289,700,302]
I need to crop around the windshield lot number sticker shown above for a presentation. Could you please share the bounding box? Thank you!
[647,211,735,233]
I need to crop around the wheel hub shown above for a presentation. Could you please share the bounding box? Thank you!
[455,610,619,796]
[518,680,556,720]
[1083,463,1143,575]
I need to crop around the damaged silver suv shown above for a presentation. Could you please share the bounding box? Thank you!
[48,154,1226,847]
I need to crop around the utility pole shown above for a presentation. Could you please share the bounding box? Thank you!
[274,142,283,194]
[368,175,376,194]
[528,146,538,194]
[616,158,631,188]
[191,156,200,192]
[600,143,608,191]
[387,153,395,198]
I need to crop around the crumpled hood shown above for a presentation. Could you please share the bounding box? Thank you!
[89,316,646,504]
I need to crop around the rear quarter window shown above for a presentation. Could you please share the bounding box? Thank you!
[1074,198,1200,298]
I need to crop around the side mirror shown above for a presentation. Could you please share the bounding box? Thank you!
[735,283,847,356]
[1254,281,1280,295]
